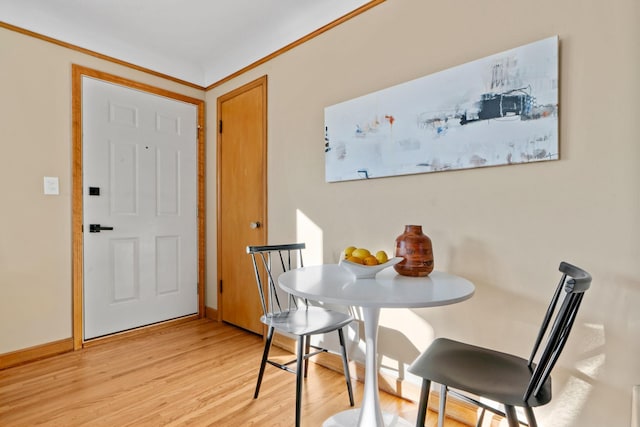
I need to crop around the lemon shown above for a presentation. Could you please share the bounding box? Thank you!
[375,251,388,264]
[363,255,379,266]
[344,246,357,259]
[351,248,371,259]
[346,255,364,264]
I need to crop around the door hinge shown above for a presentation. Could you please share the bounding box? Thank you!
[219,119,223,134]
[219,279,223,293]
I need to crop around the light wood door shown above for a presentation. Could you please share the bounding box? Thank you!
[218,76,267,334]
[82,76,198,339]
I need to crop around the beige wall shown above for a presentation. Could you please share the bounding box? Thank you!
[2,0,639,425]
[206,1,640,426]
[0,27,204,353]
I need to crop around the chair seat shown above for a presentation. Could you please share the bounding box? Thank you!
[408,337,552,408]
[261,306,353,336]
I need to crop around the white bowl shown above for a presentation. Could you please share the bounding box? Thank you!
[338,257,404,279]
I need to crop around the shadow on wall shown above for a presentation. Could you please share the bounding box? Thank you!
[377,324,422,381]
[550,272,640,427]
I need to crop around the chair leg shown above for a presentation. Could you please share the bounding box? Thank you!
[337,328,354,406]
[504,405,520,427]
[523,406,538,427]
[438,384,447,427]
[415,379,431,427]
[303,335,311,379]
[475,408,486,427]
[254,326,275,399]
[295,336,305,427]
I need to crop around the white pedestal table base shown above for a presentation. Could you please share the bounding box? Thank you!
[323,307,413,427]
[322,409,413,427]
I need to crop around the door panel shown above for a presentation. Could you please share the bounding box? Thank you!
[83,76,198,339]
[111,141,138,214]
[218,76,267,334]
[112,238,139,301]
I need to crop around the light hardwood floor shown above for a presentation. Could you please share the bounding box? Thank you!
[0,319,469,426]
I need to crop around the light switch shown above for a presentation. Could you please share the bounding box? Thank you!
[44,176,59,195]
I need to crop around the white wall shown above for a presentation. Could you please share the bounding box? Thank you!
[205,1,640,426]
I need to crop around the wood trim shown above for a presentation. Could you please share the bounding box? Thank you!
[0,22,204,91]
[71,64,206,349]
[2,1,384,92]
[205,305,218,321]
[206,0,385,90]
[196,87,207,318]
[0,338,73,370]
[72,65,84,350]
[72,65,204,105]
[216,75,268,323]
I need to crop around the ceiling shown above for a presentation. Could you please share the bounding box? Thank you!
[0,0,374,88]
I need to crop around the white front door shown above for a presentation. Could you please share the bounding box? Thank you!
[82,76,198,340]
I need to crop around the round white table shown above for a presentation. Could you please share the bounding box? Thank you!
[278,264,475,427]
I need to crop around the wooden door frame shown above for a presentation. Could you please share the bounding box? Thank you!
[216,75,268,323]
[71,64,206,350]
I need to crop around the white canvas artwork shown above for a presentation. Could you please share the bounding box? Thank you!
[324,36,559,182]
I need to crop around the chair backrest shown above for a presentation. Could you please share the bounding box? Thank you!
[247,243,305,318]
[524,261,592,401]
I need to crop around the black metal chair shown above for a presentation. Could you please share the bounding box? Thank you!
[247,243,354,427]
[408,261,592,427]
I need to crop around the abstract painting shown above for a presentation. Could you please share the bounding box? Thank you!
[324,36,559,182]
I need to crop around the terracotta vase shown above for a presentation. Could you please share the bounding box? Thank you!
[393,225,434,277]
